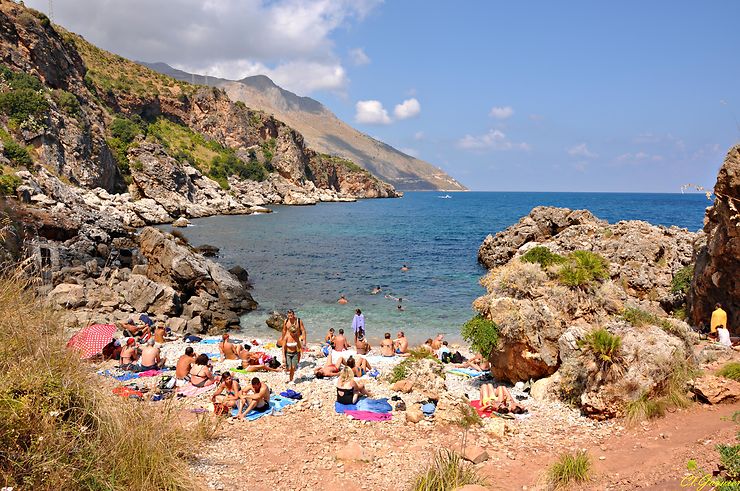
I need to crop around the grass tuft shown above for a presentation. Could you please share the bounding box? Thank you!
[547,450,591,489]
[0,270,199,489]
[581,328,622,369]
[717,363,740,382]
[521,245,565,268]
[411,449,487,491]
[625,393,666,425]
[557,250,609,287]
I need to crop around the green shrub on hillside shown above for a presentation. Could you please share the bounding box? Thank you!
[107,137,131,177]
[622,306,671,329]
[581,328,622,368]
[110,116,144,144]
[461,314,499,356]
[52,89,80,116]
[0,174,21,196]
[521,246,565,268]
[0,88,49,124]
[209,151,267,189]
[557,250,609,287]
[0,66,43,91]
[2,136,33,166]
[671,264,694,294]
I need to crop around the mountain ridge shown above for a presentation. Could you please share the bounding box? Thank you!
[142,62,467,191]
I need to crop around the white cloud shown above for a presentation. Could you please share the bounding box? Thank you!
[567,143,598,159]
[489,106,514,120]
[457,129,530,151]
[394,98,421,120]
[355,100,391,125]
[400,147,420,158]
[614,152,664,163]
[413,131,425,141]
[24,0,382,95]
[633,133,686,151]
[348,47,371,66]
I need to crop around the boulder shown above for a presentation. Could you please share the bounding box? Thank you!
[49,283,85,308]
[530,375,555,401]
[692,375,740,405]
[690,145,740,329]
[172,217,190,227]
[194,244,219,257]
[266,311,286,331]
[335,442,371,462]
[392,380,414,393]
[167,317,188,333]
[461,445,489,464]
[405,409,423,423]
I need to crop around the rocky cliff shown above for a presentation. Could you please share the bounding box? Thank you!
[472,206,700,418]
[690,145,739,330]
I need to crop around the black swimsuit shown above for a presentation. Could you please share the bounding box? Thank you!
[336,387,354,405]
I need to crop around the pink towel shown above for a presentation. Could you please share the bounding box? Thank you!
[137,370,162,378]
[177,383,215,397]
[343,410,392,421]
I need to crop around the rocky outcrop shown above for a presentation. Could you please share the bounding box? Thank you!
[472,206,699,418]
[690,145,740,330]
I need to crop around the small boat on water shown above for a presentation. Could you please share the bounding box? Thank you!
[438,194,452,199]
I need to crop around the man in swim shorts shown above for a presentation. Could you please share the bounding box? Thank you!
[235,377,271,420]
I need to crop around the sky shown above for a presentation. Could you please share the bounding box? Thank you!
[28,0,740,192]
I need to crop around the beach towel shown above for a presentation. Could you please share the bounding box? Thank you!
[447,368,486,378]
[344,410,392,421]
[199,339,220,344]
[335,397,392,414]
[280,389,302,400]
[113,372,139,382]
[177,383,216,398]
[137,369,162,378]
[229,394,297,421]
[365,368,380,378]
[184,335,203,343]
[469,400,515,419]
[112,386,143,399]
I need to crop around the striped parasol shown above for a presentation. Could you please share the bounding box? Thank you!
[67,323,117,359]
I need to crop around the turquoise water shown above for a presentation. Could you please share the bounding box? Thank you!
[170,192,708,344]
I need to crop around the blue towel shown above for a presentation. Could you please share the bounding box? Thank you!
[199,339,220,344]
[230,394,297,421]
[114,372,139,382]
[447,368,485,378]
[335,397,392,414]
[367,368,380,378]
[421,402,436,416]
[184,335,203,343]
[280,389,302,400]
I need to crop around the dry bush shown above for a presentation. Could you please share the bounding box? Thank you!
[0,272,198,490]
[486,260,547,299]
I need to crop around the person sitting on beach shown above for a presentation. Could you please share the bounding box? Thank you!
[718,325,733,347]
[315,357,342,379]
[235,377,271,420]
[102,337,122,361]
[283,323,302,383]
[336,367,371,405]
[119,338,139,370]
[176,347,197,384]
[394,331,409,355]
[333,329,350,351]
[189,354,216,387]
[154,322,168,344]
[338,295,348,304]
[431,334,445,351]
[122,318,150,341]
[479,383,526,414]
[219,333,240,361]
[419,338,434,353]
[324,328,336,347]
[371,286,382,295]
[455,353,490,371]
[211,371,240,410]
[139,339,166,371]
[380,332,395,357]
[281,310,307,349]
[437,340,452,362]
[345,355,373,378]
[356,333,371,355]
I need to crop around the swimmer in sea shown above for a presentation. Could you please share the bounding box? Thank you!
[338,294,348,304]
[401,264,409,272]
[371,286,382,295]
[397,297,404,311]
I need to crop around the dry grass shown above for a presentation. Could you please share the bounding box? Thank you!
[546,450,591,489]
[484,260,548,298]
[0,271,198,490]
[411,449,487,491]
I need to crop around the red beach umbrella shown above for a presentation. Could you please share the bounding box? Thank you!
[67,323,117,359]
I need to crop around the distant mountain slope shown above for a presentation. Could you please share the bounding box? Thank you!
[144,63,467,191]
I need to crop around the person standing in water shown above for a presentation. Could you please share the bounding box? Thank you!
[352,309,365,342]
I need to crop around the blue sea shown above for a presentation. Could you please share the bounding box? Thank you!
[169,192,708,344]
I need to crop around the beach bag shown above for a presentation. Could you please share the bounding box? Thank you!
[158,375,175,390]
[213,403,229,416]
[451,351,466,364]
[441,351,452,364]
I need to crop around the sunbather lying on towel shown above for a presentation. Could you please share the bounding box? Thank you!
[315,356,341,379]
[479,383,526,414]
[238,344,282,372]
[235,377,271,420]
[455,353,490,371]
[345,355,373,377]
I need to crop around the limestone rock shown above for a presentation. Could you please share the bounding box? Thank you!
[392,380,414,393]
[266,311,286,331]
[690,145,740,330]
[49,283,85,308]
[405,409,423,423]
[692,375,740,405]
[483,418,506,438]
[461,445,489,464]
[172,217,190,228]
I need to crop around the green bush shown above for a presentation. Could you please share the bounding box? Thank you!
[461,314,499,357]
[521,246,565,268]
[0,88,49,123]
[2,137,33,166]
[581,328,622,367]
[110,116,143,144]
[622,307,670,329]
[671,264,694,294]
[0,66,43,91]
[547,450,591,489]
[717,444,740,480]
[557,250,609,287]
[717,363,740,382]
[0,174,21,196]
[209,151,267,189]
[52,89,80,116]
[107,137,130,176]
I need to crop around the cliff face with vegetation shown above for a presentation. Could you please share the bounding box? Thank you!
[470,206,699,418]
[0,2,396,332]
[690,145,739,330]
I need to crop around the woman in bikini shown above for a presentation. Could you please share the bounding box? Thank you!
[282,310,305,383]
[211,371,240,410]
[335,367,371,405]
[345,356,372,378]
[188,354,215,387]
[479,383,525,414]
